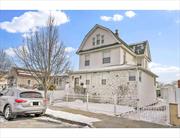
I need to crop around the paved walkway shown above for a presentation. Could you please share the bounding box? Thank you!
[49,105,169,128]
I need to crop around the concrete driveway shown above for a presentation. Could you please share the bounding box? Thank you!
[0,115,84,128]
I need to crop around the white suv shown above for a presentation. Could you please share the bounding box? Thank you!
[0,88,46,120]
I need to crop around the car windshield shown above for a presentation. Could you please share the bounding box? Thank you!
[20,91,43,98]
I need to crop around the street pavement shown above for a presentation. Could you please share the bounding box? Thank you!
[0,115,84,128]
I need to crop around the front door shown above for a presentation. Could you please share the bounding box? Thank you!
[74,78,79,87]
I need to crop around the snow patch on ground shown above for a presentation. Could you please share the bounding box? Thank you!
[45,108,100,125]
[34,116,63,124]
[0,116,7,123]
[53,100,134,115]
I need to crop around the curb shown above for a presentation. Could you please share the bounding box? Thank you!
[44,114,94,128]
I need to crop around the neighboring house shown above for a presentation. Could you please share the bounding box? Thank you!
[69,24,158,107]
[160,82,180,104]
[7,67,68,90]
[0,70,8,90]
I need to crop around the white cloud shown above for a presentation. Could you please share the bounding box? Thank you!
[149,62,180,74]
[113,14,124,21]
[149,62,180,83]
[0,10,69,33]
[5,47,16,57]
[100,14,123,22]
[5,45,28,57]
[125,11,136,18]
[100,16,112,22]
[65,47,76,53]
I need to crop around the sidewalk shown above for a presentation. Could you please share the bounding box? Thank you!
[48,105,169,128]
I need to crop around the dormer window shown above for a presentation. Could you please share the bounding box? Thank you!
[96,34,100,45]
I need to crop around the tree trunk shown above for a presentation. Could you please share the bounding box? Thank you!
[44,82,48,106]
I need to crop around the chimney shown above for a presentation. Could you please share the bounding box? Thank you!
[115,29,119,37]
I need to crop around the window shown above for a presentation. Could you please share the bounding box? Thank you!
[92,37,95,46]
[86,80,90,85]
[103,51,111,64]
[74,78,79,86]
[145,60,148,68]
[139,71,142,82]
[129,71,136,81]
[27,80,31,85]
[101,35,104,44]
[123,51,126,64]
[85,55,90,66]
[96,34,100,45]
[59,78,62,86]
[102,79,106,85]
[20,92,43,98]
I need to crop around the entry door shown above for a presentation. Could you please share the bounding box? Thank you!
[74,78,79,87]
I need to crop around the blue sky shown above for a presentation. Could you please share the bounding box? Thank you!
[0,10,179,83]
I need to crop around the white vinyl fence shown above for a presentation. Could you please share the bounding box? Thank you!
[50,91,169,125]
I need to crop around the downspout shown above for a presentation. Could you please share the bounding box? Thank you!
[136,67,140,108]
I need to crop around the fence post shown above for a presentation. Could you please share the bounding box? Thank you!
[166,101,170,124]
[66,91,68,102]
[86,91,89,111]
[113,94,117,116]
[136,99,140,120]
[83,85,88,111]
[50,91,54,105]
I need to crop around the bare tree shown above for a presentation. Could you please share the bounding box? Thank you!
[0,49,12,71]
[14,15,70,100]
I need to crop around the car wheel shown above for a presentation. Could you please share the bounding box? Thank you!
[4,105,14,120]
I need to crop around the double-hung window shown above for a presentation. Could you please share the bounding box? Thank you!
[92,37,95,46]
[101,35,104,44]
[85,55,90,66]
[103,51,111,64]
[96,34,100,45]
[129,71,136,81]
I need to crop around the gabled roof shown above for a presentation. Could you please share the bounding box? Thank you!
[76,24,152,61]
[76,24,129,54]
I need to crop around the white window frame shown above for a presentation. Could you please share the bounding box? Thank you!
[129,71,136,81]
[96,34,100,45]
[85,54,90,66]
[103,50,111,64]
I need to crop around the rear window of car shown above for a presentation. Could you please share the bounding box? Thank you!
[20,91,43,98]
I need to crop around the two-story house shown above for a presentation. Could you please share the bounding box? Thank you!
[69,24,158,107]
[7,67,68,90]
